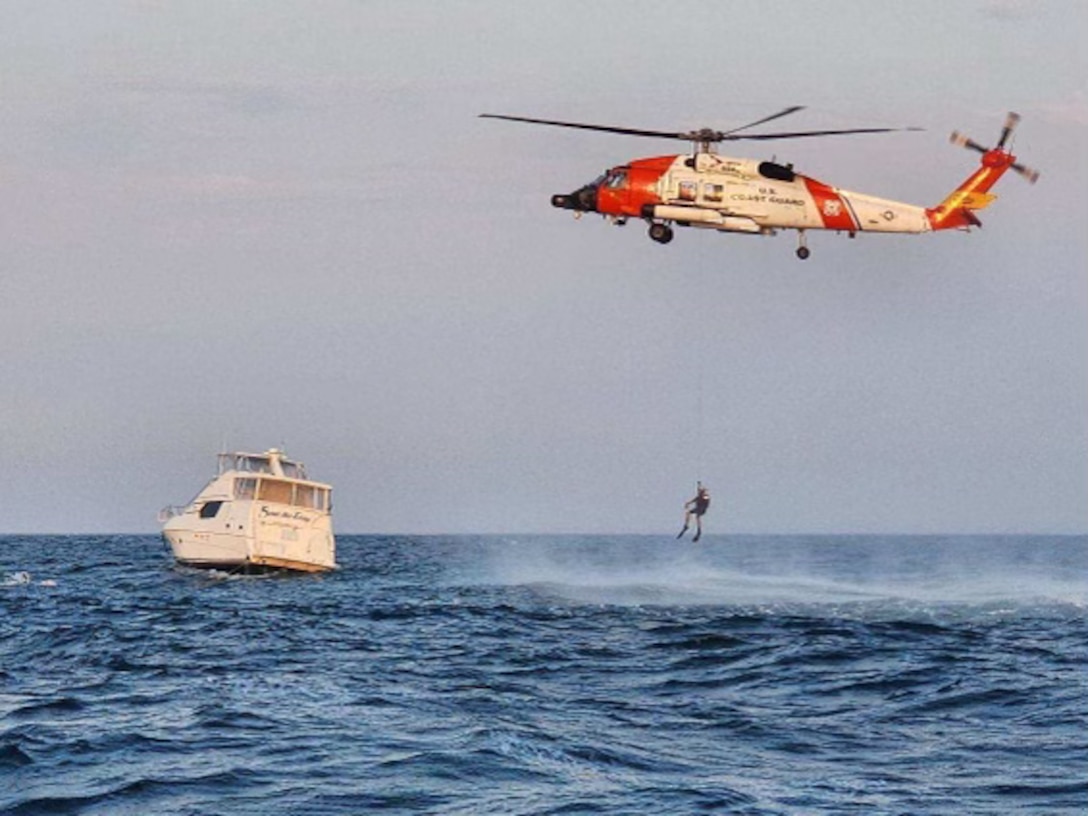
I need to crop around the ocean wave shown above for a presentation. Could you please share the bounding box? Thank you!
[1,534,1083,815]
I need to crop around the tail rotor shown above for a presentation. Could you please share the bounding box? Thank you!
[950,111,1039,184]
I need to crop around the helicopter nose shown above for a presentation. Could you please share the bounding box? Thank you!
[551,184,597,212]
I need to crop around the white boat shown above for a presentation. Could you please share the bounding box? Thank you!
[160,448,336,573]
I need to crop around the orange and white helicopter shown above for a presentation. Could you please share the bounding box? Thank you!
[481,107,1037,259]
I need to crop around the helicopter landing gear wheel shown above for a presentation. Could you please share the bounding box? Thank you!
[795,231,810,260]
[648,222,674,244]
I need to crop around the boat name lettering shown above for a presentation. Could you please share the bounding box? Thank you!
[260,506,313,522]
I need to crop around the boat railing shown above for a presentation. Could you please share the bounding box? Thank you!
[158,505,189,523]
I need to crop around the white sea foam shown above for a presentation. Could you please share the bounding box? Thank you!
[2,572,59,587]
[478,536,1088,615]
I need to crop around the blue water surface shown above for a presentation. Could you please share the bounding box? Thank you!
[2,534,1086,815]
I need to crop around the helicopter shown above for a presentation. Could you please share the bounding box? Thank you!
[480,107,1038,259]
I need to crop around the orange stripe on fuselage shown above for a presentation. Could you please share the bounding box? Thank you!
[802,177,858,231]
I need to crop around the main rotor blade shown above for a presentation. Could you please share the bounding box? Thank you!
[481,113,921,144]
[724,126,922,141]
[479,114,691,141]
[718,106,805,136]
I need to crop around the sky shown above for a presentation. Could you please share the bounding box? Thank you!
[1,0,1085,534]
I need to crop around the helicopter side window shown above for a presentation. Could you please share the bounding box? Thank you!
[678,181,697,201]
[703,183,724,203]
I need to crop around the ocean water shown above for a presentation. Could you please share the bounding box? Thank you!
[2,534,1086,815]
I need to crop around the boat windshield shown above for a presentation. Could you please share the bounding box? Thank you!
[218,453,308,479]
[252,478,331,511]
[218,454,273,475]
[280,460,307,479]
[234,478,257,500]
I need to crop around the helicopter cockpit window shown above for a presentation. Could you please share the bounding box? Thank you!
[604,169,628,189]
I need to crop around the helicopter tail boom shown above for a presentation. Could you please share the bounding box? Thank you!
[927,163,1007,230]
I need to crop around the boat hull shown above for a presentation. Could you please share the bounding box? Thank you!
[163,528,248,570]
[162,524,336,573]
